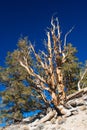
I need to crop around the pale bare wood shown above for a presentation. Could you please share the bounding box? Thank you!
[47,32,55,89]
[19,60,46,84]
[19,17,72,108]
[64,26,74,47]
[67,87,87,101]
[32,110,56,126]
[51,17,66,102]
[83,87,87,94]
[78,68,87,91]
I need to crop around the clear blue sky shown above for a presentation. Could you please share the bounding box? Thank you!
[0,0,87,66]
[0,0,87,126]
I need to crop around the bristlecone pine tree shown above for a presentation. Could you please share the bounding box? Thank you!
[19,17,80,106]
[0,17,80,123]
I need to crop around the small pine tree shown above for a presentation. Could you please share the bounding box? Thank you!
[0,40,44,123]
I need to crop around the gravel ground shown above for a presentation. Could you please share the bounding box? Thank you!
[60,109,87,130]
[0,98,87,130]
[1,108,87,130]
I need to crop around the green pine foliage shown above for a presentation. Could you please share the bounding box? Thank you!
[62,44,81,94]
[0,38,44,123]
[79,61,87,88]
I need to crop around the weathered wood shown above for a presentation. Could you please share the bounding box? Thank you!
[67,89,84,101]
[83,87,87,94]
[31,110,56,126]
[67,99,84,107]
[66,87,87,102]
[58,105,78,117]
[78,68,87,91]
[19,17,83,110]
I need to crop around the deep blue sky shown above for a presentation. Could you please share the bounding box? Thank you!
[0,0,87,66]
[0,0,87,126]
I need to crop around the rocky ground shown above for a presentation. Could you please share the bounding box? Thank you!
[0,90,87,130]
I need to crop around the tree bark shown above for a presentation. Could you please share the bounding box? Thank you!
[56,67,65,103]
[78,68,87,91]
[67,87,87,101]
[31,110,56,126]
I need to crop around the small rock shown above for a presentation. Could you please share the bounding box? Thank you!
[68,100,77,107]
[22,126,29,130]
[60,128,66,130]
[76,99,84,106]
[39,114,44,118]
[58,105,63,111]
[22,117,30,122]
[83,95,87,101]
[58,119,65,125]
[65,111,71,117]
[61,109,66,115]
[61,108,71,117]
[84,101,87,106]
[51,118,56,124]
[85,110,87,114]
[45,121,51,124]
[64,103,73,109]
[71,111,78,115]
[46,107,52,114]
[30,126,40,130]
[30,119,39,126]
[57,117,66,125]
[79,106,87,111]
[38,124,44,130]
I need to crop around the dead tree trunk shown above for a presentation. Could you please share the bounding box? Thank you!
[56,67,65,103]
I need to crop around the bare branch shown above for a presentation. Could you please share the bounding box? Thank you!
[39,50,48,59]
[62,52,68,63]
[39,51,49,71]
[51,17,55,34]
[30,44,46,69]
[58,41,62,53]
[56,17,62,54]
[40,93,48,103]
[19,59,46,84]
[47,32,53,70]
[64,26,74,46]
[40,82,51,92]
[56,17,60,40]
[19,60,34,76]
[47,32,51,55]
[78,68,87,91]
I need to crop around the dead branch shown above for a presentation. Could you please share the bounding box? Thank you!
[51,17,55,35]
[67,87,87,101]
[47,32,53,73]
[78,68,87,91]
[19,60,46,84]
[32,110,56,126]
[56,17,62,53]
[64,26,74,47]
[47,32,55,88]
[67,90,84,101]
